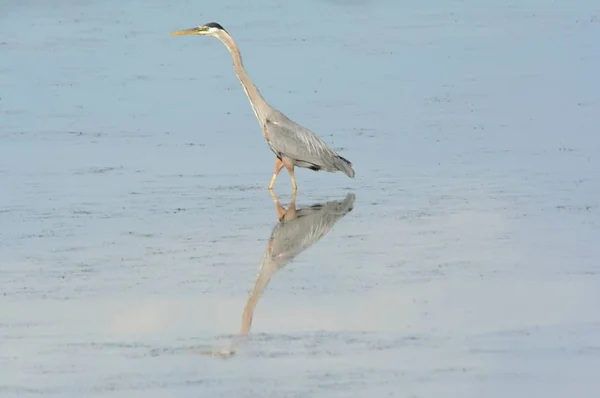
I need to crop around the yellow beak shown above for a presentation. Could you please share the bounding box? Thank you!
[171,27,206,36]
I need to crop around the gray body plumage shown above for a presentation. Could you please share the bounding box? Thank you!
[264,110,355,177]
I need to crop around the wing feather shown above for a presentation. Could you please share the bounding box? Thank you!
[265,118,339,170]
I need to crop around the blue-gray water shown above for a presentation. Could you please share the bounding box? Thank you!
[1,0,599,397]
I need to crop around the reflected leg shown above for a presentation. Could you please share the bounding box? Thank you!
[269,189,287,220]
[283,190,297,221]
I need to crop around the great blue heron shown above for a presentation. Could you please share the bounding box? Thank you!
[171,22,355,192]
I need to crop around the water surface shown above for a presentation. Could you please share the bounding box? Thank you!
[1,0,599,396]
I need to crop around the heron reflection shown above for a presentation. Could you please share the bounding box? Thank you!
[204,191,356,357]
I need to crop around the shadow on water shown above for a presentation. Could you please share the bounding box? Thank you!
[194,191,356,358]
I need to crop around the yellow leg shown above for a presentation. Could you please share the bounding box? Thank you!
[282,158,298,193]
[290,174,297,193]
[268,174,277,190]
[269,157,284,190]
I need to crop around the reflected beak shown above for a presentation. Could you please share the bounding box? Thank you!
[171,26,207,36]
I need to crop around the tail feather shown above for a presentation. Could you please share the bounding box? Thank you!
[334,155,355,178]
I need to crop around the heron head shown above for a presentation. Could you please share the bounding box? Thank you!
[171,22,227,37]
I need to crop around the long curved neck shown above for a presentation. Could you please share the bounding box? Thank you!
[216,32,270,122]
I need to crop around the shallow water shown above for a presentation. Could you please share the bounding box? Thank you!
[1,0,600,397]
